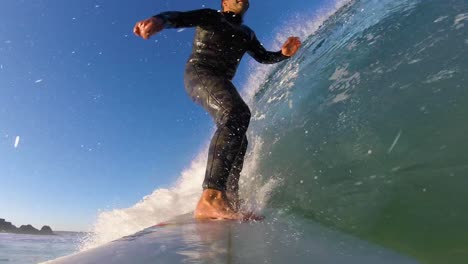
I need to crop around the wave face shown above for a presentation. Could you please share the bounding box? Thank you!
[247,0,468,262]
[82,0,467,262]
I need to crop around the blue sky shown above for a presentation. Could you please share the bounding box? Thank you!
[0,0,324,231]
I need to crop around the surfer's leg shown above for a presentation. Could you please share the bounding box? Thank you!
[226,135,247,210]
[185,64,256,220]
[203,106,250,192]
[185,64,251,192]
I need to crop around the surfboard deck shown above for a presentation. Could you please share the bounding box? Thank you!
[43,212,421,264]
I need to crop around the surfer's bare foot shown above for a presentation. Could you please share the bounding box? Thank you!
[194,189,263,221]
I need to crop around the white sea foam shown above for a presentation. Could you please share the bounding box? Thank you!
[80,0,353,251]
[80,146,208,250]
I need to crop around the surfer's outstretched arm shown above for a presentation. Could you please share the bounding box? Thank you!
[133,9,218,40]
[247,33,301,63]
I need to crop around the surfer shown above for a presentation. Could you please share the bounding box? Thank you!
[133,0,301,220]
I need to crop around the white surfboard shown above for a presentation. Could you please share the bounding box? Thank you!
[43,212,420,264]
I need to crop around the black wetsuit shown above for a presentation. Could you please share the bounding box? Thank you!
[154,9,289,197]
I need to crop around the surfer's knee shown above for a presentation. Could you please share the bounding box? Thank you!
[238,108,251,132]
[224,108,250,135]
[217,100,250,132]
[242,136,248,148]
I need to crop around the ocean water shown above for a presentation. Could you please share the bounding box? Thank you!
[0,232,83,264]
[53,0,466,263]
[247,0,468,263]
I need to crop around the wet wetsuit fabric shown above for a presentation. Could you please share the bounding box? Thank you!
[154,9,290,193]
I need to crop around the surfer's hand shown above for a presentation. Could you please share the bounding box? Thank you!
[133,17,164,40]
[281,36,301,57]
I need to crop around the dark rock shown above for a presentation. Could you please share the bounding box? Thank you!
[40,226,54,235]
[18,225,40,234]
[0,218,54,235]
[0,219,17,232]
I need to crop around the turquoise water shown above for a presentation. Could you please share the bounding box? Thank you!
[247,0,468,263]
[0,232,82,264]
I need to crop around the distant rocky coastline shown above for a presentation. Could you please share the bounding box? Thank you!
[0,218,54,235]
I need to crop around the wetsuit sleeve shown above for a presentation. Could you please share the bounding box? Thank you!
[247,32,290,64]
[153,9,219,29]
